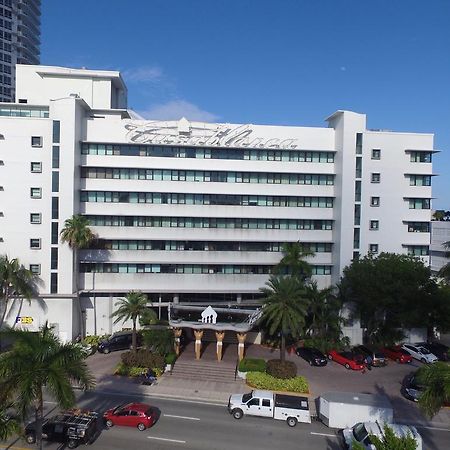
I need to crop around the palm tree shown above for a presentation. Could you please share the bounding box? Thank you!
[0,402,20,441]
[60,215,95,337]
[277,241,314,281]
[111,291,155,354]
[0,255,37,328]
[0,324,95,450]
[305,281,342,340]
[438,241,450,283]
[416,362,450,419]
[259,276,309,362]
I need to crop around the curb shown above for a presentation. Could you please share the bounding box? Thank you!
[92,388,227,406]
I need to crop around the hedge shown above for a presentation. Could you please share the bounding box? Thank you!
[246,371,309,393]
[238,358,267,373]
[165,353,177,365]
[121,349,165,370]
[114,363,163,377]
[266,359,297,379]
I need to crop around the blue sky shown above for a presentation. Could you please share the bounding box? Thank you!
[42,0,450,208]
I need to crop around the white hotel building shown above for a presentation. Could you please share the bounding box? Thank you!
[0,65,434,342]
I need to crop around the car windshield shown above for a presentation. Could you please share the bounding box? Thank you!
[112,403,127,413]
[352,423,368,442]
[242,392,253,403]
[418,347,430,354]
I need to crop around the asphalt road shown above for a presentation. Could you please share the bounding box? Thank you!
[1,390,449,450]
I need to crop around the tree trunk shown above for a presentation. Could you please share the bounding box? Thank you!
[132,317,137,354]
[36,389,44,450]
[280,333,285,363]
[73,248,84,338]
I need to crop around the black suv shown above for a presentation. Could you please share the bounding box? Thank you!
[25,410,98,449]
[98,331,141,354]
[352,345,387,367]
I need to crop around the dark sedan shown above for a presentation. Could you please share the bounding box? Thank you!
[295,347,327,366]
[401,373,424,402]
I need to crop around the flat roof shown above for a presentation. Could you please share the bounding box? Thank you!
[320,392,392,409]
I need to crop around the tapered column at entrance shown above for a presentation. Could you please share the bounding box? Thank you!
[215,331,225,361]
[237,332,247,361]
[194,329,204,360]
[173,327,182,356]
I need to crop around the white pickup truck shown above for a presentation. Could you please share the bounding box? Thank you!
[228,390,311,427]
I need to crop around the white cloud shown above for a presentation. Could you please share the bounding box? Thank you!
[340,66,347,71]
[140,100,219,122]
[123,66,163,83]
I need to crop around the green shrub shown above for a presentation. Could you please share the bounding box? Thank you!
[246,372,309,393]
[83,334,110,346]
[121,349,165,370]
[238,358,267,373]
[165,353,177,365]
[142,329,174,356]
[266,359,297,379]
[114,363,163,377]
[301,336,350,353]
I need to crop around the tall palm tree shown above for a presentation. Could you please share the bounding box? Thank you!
[111,291,155,354]
[438,241,450,283]
[260,276,309,362]
[0,324,95,450]
[60,215,95,337]
[0,255,37,328]
[417,362,450,419]
[277,241,314,281]
[0,402,20,441]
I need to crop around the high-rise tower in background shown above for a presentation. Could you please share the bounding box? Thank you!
[0,0,40,102]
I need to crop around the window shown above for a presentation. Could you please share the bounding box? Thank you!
[370,220,379,230]
[409,175,431,186]
[50,273,58,294]
[29,264,41,275]
[51,248,58,270]
[52,172,59,192]
[408,198,430,209]
[31,136,42,147]
[30,238,41,249]
[407,245,429,256]
[30,161,42,173]
[30,187,42,199]
[371,149,381,160]
[369,244,379,254]
[407,222,430,233]
[52,121,60,143]
[371,173,380,183]
[51,222,58,244]
[52,146,60,168]
[262,399,271,407]
[370,197,380,207]
[30,213,41,224]
[52,197,59,219]
[410,151,432,163]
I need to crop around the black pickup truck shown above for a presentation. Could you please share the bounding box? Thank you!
[25,409,98,449]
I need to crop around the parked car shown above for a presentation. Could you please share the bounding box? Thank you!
[342,421,422,450]
[381,346,413,364]
[327,350,365,370]
[103,403,157,431]
[415,342,449,361]
[98,331,141,354]
[401,344,438,364]
[295,347,327,366]
[401,373,424,402]
[25,410,98,449]
[228,390,311,427]
[352,345,387,367]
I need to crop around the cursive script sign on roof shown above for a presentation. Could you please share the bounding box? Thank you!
[124,119,299,149]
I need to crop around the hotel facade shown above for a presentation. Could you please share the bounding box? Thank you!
[0,65,434,342]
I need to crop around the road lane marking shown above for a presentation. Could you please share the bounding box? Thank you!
[163,414,200,421]
[310,431,338,437]
[148,436,186,444]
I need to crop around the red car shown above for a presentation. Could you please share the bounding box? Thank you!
[381,346,413,364]
[103,403,156,431]
[327,350,365,370]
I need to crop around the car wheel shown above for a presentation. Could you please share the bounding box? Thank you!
[344,363,351,370]
[232,408,243,419]
[287,417,297,427]
[26,434,36,444]
[103,347,110,354]
[67,439,78,449]
[105,419,114,428]
[137,423,146,431]
[421,358,426,363]
[328,354,333,360]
